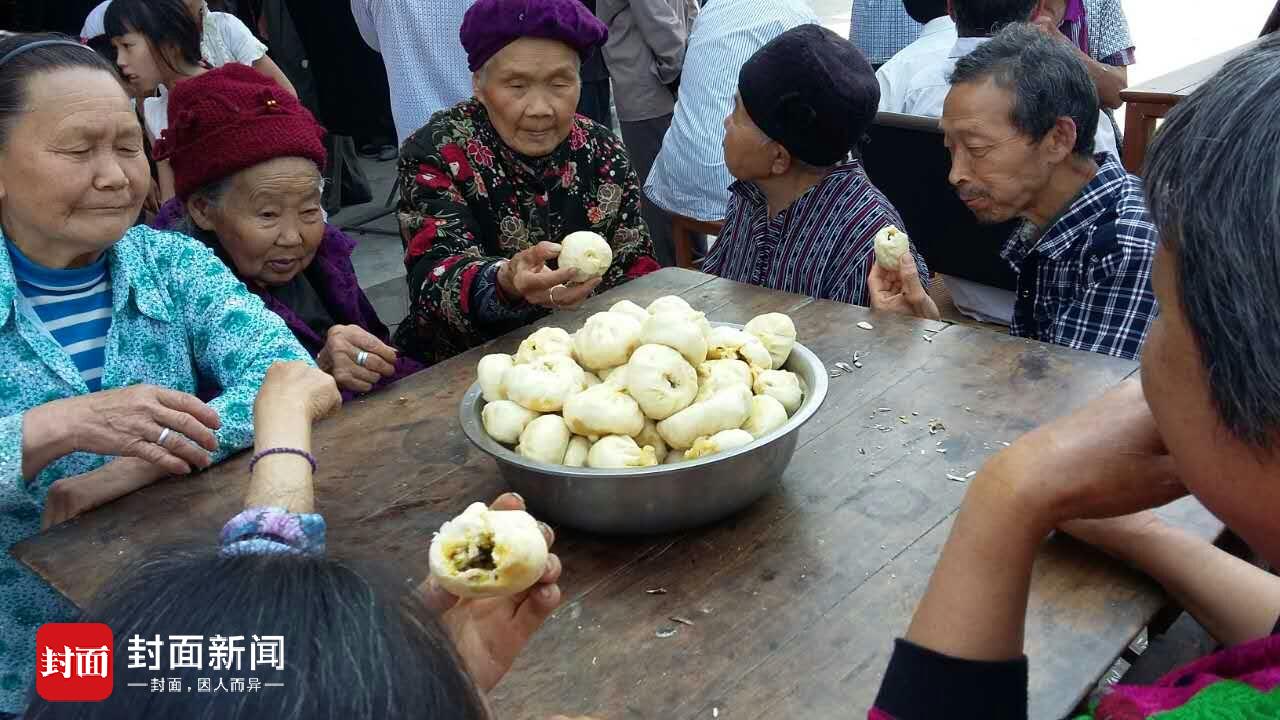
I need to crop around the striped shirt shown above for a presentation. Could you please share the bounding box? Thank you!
[6,241,112,391]
[1002,154,1157,361]
[703,159,929,306]
[644,0,819,222]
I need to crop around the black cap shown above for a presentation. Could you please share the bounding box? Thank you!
[738,24,880,167]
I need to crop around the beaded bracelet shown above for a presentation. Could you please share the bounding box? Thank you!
[248,447,318,473]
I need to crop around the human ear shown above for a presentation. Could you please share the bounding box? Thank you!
[1046,116,1078,163]
[187,196,218,232]
[771,144,792,177]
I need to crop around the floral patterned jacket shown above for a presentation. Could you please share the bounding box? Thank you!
[394,98,660,365]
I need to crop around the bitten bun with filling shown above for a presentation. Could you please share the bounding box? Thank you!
[428,502,548,598]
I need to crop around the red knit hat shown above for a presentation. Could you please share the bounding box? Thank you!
[154,64,327,201]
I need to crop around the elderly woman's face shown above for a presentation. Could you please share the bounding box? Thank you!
[190,157,325,288]
[474,37,581,158]
[0,68,149,267]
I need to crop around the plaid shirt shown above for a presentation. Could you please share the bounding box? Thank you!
[1002,154,1157,361]
[705,159,928,306]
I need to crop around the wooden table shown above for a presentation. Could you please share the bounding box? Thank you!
[14,268,1220,719]
[1120,36,1266,173]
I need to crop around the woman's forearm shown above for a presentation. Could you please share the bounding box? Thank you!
[1097,519,1280,647]
[904,463,1050,660]
[243,401,314,513]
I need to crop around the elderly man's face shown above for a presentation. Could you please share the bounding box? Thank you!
[475,37,581,158]
[942,79,1064,225]
[189,157,326,288]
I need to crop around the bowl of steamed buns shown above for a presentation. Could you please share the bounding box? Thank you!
[459,292,829,534]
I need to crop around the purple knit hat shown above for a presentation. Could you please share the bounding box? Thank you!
[460,0,607,72]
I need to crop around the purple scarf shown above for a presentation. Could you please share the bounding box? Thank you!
[153,199,423,400]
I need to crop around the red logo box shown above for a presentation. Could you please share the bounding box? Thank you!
[35,623,114,702]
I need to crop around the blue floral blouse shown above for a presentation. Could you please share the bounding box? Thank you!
[0,224,312,712]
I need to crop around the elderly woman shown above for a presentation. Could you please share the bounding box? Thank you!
[151,63,423,397]
[869,36,1280,719]
[394,0,660,365]
[0,34,310,714]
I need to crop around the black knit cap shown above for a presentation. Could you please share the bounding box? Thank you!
[738,24,879,167]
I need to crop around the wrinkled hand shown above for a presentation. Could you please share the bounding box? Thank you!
[988,379,1187,533]
[67,385,221,475]
[316,325,398,393]
[42,458,166,529]
[868,252,939,320]
[420,492,563,692]
[498,242,602,310]
[255,361,342,424]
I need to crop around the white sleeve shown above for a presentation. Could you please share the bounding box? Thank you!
[143,93,169,141]
[211,12,268,65]
[351,0,381,53]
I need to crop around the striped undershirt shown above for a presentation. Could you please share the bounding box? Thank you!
[7,240,112,391]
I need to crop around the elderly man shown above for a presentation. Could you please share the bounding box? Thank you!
[394,0,659,364]
[703,24,928,306]
[872,24,1156,360]
[870,36,1280,720]
[643,0,818,265]
[891,0,1118,161]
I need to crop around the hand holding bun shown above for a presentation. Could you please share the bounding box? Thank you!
[429,502,550,598]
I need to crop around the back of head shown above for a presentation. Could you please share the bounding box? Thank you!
[903,0,949,26]
[0,33,122,150]
[24,549,489,720]
[1144,34,1280,448]
[949,23,1098,156]
[738,24,879,169]
[950,0,1039,36]
[104,0,201,69]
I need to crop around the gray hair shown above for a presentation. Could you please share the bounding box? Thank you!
[949,23,1098,157]
[1145,33,1280,447]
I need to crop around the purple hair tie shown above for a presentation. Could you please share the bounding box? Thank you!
[248,448,318,473]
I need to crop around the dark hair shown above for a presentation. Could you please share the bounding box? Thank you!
[949,0,1038,36]
[25,549,490,720]
[903,0,949,26]
[1144,34,1280,448]
[949,24,1098,156]
[0,33,122,149]
[105,0,203,74]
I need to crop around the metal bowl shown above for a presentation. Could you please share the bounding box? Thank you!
[459,324,829,534]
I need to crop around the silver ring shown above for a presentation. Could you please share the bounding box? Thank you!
[355,350,369,368]
[549,284,563,308]
[157,428,172,446]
